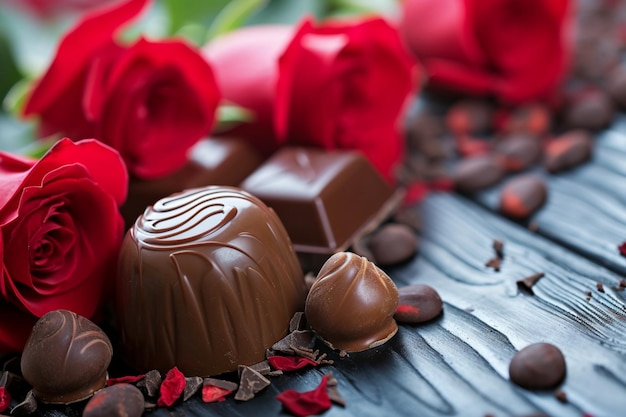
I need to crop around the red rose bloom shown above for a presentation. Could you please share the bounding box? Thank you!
[399,0,573,104]
[0,138,128,353]
[23,0,221,179]
[204,17,417,182]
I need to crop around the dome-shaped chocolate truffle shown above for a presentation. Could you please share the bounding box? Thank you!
[305,252,399,352]
[20,309,113,404]
[116,186,306,376]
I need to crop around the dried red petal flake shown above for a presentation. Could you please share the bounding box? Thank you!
[618,242,626,256]
[404,181,428,205]
[157,367,186,407]
[276,375,331,417]
[202,385,233,403]
[0,386,10,412]
[106,374,145,386]
[268,356,318,371]
[396,304,420,316]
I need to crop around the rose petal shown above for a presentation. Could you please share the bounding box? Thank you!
[276,375,331,417]
[157,367,186,407]
[267,356,318,371]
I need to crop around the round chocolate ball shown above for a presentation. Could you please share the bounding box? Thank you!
[509,342,566,390]
[21,309,113,404]
[305,252,399,352]
[116,186,307,376]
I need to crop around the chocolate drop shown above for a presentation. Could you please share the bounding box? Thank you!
[305,252,399,352]
[82,384,144,417]
[116,186,307,376]
[509,343,566,390]
[20,310,112,404]
[499,175,548,219]
[543,130,593,173]
[452,154,506,194]
[394,284,443,324]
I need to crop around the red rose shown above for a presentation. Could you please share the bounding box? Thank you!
[399,0,573,104]
[0,138,128,353]
[204,17,417,182]
[22,0,221,179]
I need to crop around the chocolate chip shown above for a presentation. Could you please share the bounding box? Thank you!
[493,240,505,259]
[499,175,548,219]
[516,272,545,294]
[554,389,568,403]
[452,154,506,194]
[182,377,203,401]
[544,130,593,173]
[394,284,443,324]
[509,343,566,389]
[289,312,307,332]
[137,369,161,398]
[494,133,543,172]
[361,223,419,266]
[485,257,501,272]
[234,366,270,401]
[83,384,144,417]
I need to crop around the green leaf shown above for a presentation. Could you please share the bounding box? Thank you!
[3,78,32,117]
[213,102,255,134]
[325,0,399,18]
[246,0,325,25]
[18,135,60,159]
[161,0,231,35]
[205,0,268,42]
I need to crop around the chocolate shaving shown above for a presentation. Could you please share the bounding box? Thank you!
[516,272,545,293]
[485,257,501,271]
[597,282,605,293]
[325,372,346,407]
[182,376,203,401]
[493,240,504,259]
[203,378,238,392]
[554,390,568,403]
[289,312,307,332]
[234,366,270,401]
[11,390,37,416]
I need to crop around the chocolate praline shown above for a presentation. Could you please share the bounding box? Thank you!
[305,252,399,352]
[116,186,307,376]
[20,309,113,404]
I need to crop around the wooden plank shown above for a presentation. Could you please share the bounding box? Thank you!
[132,194,626,417]
[472,125,626,274]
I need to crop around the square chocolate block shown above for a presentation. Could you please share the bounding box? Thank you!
[240,147,402,254]
[121,137,263,228]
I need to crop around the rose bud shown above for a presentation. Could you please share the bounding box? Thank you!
[399,0,573,104]
[22,0,221,179]
[204,17,417,183]
[0,139,127,353]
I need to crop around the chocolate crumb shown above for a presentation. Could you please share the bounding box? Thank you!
[182,376,203,401]
[493,240,504,259]
[517,272,545,293]
[597,282,605,293]
[339,350,348,358]
[289,312,307,332]
[137,369,161,398]
[234,366,270,401]
[242,360,272,376]
[554,390,568,403]
[485,257,501,271]
[619,279,626,289]
[203,378,238,392]
[11,389,38,415]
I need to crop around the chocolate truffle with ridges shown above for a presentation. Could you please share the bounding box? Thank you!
[20,309,113,404]
[116,186,307,376]
[509,343,566,390]
[305,252,399,352]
